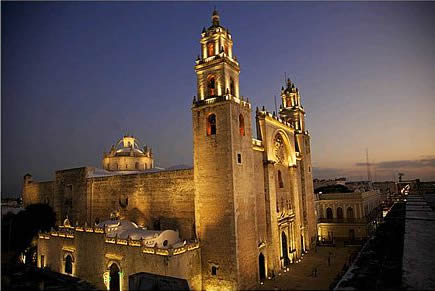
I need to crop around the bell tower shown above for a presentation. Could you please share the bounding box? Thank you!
[279,78,305,131]
[195,9,240,101]
[192,10,258,291]
[279,78,317,251]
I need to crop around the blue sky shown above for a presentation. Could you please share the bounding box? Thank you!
[2,2,435,197]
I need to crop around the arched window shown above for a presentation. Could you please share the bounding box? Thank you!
[207,42,215,57]
[239,114,245,136]
[65,255,72,274]
[224,44,229,55]
[135,162,140,170]
[207,76,216,97]
[278,170,284,188]
[206,114,216,136]
[337,207,343,220]
[347,207,354,219]
[230,78,235,96]
[326,208,333,220]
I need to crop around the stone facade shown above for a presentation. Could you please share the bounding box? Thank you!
[24,10,317,291]
[316,191,385,241]
[37,227,201,290]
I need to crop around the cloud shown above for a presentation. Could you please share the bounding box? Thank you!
[312,167,355,179]
[355,158,435,169]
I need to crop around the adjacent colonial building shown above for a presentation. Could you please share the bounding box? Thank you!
[24,10,317,291]
[316,190,385,242]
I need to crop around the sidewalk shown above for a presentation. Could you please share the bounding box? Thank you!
[257,245,360,290]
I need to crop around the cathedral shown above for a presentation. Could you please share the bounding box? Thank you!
[24,10,317,291]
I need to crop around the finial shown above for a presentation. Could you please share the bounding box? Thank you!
[212,7,220,26]
[287,78,291,88]
[193,95,196,103]
[281,86,284,91]
[196,55,200,61]
[246,97,249,103]
[256,106,259,112]
[262,105,265,111]
[202,27,206,33]
[273,111,276,117]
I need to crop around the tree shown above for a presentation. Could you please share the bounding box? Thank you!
[2,204,56,265]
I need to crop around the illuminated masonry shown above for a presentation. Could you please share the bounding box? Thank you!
[27,10,317,291]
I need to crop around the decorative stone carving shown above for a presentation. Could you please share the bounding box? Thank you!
[274,134,285,164]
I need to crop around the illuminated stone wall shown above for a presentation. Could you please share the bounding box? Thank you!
[37,229,201,291]
[22,178,54,208]
[23,168,195,240]
[88,169,195,240]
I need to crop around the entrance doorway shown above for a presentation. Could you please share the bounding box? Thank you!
[281,232,290,267]
[259,253,266,281]
[109,263,120,291]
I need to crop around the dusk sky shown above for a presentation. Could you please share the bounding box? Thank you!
[2,2,435,197]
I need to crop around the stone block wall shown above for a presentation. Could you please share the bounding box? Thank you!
[88,169,195,240]
[37,230,201,291]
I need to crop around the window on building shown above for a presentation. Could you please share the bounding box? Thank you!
[337,207,343,220]
[163,240,168,247]
[347,207,354,219]
[65,255,73,274]
[135,162,140,170]
[211,266,217,276]
[326,208,333,219]
[224,44,229,55]
[230,78,235,95]
[207,42,215,57]
[206,114,216,136]
[40,255,45,268]
[239,114,245,136]
[207,76,216,96]
[237,153,242,164]
[278,170,284,188]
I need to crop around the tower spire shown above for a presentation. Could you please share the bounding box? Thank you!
[212,7,220,26]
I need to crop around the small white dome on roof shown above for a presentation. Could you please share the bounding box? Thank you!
[98,219,181,248]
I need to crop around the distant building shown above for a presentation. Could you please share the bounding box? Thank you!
[313,177,346,190]
[316,189,385,242]
[1,197,24,216]
[345,181,372,192]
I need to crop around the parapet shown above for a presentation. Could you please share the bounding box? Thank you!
[192,94,251,109]
[38,223,200,258]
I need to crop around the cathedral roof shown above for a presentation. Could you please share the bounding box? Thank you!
[97,219,182,248]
